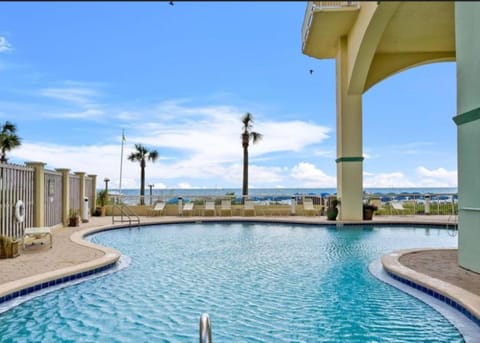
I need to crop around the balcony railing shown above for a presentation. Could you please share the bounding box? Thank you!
[302,1,360,51]
[312,1,360,9]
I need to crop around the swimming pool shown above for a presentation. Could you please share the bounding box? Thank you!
[0,223,465,341]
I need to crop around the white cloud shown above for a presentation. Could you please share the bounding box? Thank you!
[55,108,105,119]
[364,171,415,188]
[0,36,13,53]
[363,167,458,188]
[290,162,336,187]
[39,86,100,105]
[416,166,457,187]
[123,101,331,166]
[177,182,193,189]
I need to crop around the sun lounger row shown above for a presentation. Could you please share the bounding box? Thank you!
[148,199,323,216]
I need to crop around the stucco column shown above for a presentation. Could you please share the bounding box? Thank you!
[25,162,46,227]
[336,36,364,221]
[56,168,70,226]
[75,172,86,221]
[88,174,97,213]
[454,2,480,273]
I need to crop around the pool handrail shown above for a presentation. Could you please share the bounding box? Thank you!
[199,313,212,343]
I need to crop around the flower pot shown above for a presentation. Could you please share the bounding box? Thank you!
[363,209,374,220]
[94,206,106,217]
[69,216,80,227]
[0,237,19,258]
[326,208,338,221]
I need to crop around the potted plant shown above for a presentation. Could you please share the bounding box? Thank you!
[363,203,378,220]
[94,189,109,216]
[69,209,80,227]
[0,235,19,258]
[326,199,340,221]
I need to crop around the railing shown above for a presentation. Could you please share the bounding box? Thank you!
[111,203,140,227]
[447,214,458,237]
[0,163,34,239]
[110,194,325,207]
[312,1,360,9]
[44,170,63,227]
[107,192,459,217]
[301,1,360,51]
[366,193,458,216]
[199,313,212,343]
[69,174,81,214]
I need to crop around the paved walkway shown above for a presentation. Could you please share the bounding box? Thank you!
[1,215,478,315]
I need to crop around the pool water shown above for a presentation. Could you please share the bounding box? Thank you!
[0,223,463,342]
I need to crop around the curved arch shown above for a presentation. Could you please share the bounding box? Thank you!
[347,2,401,95]
[347,1,455,95]
[364,53,456,92]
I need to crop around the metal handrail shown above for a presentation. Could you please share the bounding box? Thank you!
[112,204,140,227]
[199,313,212,343]
[447,214,458,237]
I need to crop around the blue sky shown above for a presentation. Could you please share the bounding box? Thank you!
[0,2,457,190]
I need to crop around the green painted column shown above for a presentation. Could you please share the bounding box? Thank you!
[454,2,480,273]
[336,36,364,220]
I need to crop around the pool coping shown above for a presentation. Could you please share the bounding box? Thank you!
[381,248,480,327]
[0,217,473,323]
[0,224,122,303]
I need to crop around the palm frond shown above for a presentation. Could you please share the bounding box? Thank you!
[251,131,263,143]
[148,150,159,162]
[241,112,253,133]
[1,121,17,134]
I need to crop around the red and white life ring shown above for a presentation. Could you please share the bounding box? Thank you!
[15,200,25,223]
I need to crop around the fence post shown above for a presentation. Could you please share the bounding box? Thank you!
[74,172,86,220]
[56,168,71,226]
[25,162,46,227]
[88,174,97,214]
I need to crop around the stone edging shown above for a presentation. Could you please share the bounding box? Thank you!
[0,225,122,302]
[381,248,480,326]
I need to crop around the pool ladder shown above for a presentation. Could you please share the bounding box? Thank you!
[199,313,212,343]
[447,214,458,237]
[111,204,140,228]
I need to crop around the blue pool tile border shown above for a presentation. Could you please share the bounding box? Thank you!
[0,262,117,305]
[385,269,480,327]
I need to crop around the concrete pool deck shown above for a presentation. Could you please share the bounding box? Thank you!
[1,215,479,325]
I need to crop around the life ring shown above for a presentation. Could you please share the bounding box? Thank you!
[15,200,25,223]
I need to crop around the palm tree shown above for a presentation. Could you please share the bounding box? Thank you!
[241,112,262,200]
[0,121,21,163]
[128,144,159,205]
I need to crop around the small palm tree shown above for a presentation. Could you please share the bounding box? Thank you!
[128,144,159,205]
[241,112,262,200]
[0,121,21,163]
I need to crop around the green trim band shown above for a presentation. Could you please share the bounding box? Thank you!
[453,106,480,126]
[335,156,364,163]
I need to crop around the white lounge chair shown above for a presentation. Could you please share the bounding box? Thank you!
[303,198,317,216]
[23,227,53,249]
[220,199,232,216]
[243,200,256,216]
[204,200,216,216]
[183,202,194,216]
[150,201,166,216]
[391,201,409,215]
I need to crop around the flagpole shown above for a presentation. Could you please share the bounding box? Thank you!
[119,129,125,198]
